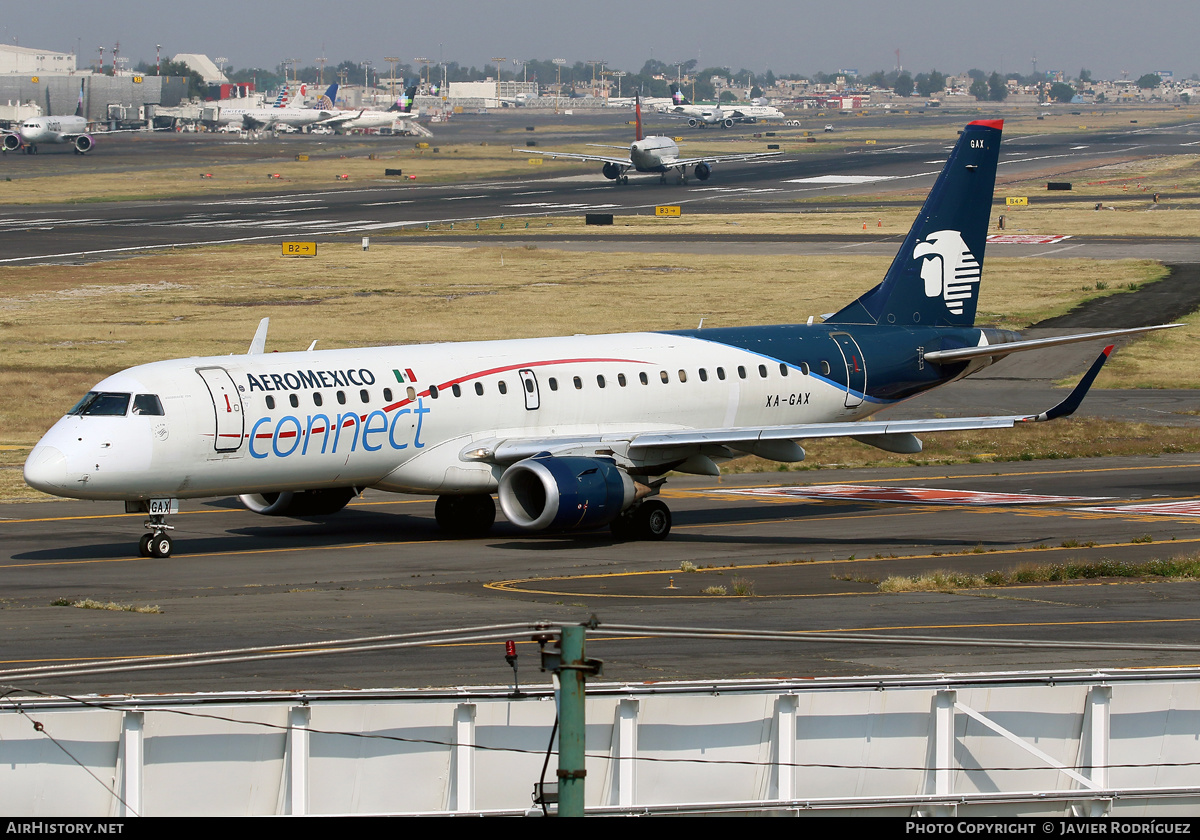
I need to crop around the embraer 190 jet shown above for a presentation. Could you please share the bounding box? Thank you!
[25,120,1177,557]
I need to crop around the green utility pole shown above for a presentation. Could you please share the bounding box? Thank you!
[539,620,602,816]
[557,624,587,816]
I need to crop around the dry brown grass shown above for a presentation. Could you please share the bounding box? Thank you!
[0,242,1188,500]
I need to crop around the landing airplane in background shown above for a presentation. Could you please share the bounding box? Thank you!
[315,85,419,133]
[2,83,94,154]
[207,83,339,132]
[516,94,780,184]
[25,120,1178,557]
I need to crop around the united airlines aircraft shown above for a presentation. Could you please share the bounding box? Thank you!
[24,120,1175,557]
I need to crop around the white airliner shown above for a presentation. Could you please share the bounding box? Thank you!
[24,119,1178,557]
[2,84,94,154]
[516,94,780,184]
[663,86,787,128]
[315,85,420,134]
[207,83,339,132]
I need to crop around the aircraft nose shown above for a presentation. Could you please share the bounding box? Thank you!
[24,445,68,494]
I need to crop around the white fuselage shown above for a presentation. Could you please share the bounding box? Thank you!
[18,115,87,145]
[24,331,873,503]
[213,105,329,130]
[629,136,681,172]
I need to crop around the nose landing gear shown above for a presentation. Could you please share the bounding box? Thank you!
[127,499,179,558]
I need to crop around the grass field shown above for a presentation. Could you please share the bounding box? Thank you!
[0,241,1191,500]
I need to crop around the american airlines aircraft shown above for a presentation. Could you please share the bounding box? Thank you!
[23,120,1176,558]
[517,94,780,184]
[207,83,339,132]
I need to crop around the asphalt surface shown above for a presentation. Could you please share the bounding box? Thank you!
[2,109,1199,698]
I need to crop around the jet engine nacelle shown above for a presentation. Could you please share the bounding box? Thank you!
[498,454,636,531]
[2,134,21,152]
[688,117,701,128]
[722,118,735,128]
[73,134,95,154]
[694,163,712,181]
[602,162,621,180]
[239,487,357,517]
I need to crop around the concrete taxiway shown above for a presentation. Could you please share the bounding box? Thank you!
[2,454,1199,696]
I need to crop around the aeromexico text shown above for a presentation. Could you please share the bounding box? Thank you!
[244,368,379,392]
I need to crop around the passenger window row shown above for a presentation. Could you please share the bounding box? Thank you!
[264,386,410,411]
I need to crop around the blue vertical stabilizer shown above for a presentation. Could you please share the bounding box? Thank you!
[826,120,1003,328]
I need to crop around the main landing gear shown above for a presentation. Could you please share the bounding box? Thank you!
[435,493,497,537]
[609,499,672,541]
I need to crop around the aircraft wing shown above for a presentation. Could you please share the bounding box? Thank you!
[514,148,632,167]
[670,150,782,166]
[463,346,1114,468]
[315,110,364,127]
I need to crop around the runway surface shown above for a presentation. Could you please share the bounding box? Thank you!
[2,112,1198,264]
[2,110,1199,699]
[3,455,1200,696]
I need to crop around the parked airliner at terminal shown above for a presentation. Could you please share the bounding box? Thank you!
[24,120,1177,557]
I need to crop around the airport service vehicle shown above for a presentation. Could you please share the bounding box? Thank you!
[517,94,780,184]
[24,120,1175,557]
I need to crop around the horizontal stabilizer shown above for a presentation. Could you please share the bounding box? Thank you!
[924,324,1181,364]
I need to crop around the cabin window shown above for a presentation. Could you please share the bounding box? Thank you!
[289,394,299,408]
[69,392,131,417]
[337,391,346,405]
[406,386,416,401]
[429,385,439,399]
[820,361,831,376]
[779,363,789,376]
[573,376,583,390]
[265,396,276,410]
[717,367,726,381]
[660,370,670,384]
[618,373,627,387]
[383,388,393,402]
[313,392,324,407]
[475,382,484,396]
[597,375,606,388]
[699,368,708,382]
[738,366,747,379]
[800,362,810,376]
[360,389,370,403]
[452,384,462,397]
[758,364,768,379]
[498,381,508,395]
[639,372,648,385]
[548,377,558,391]
[131,394,164,416]
[678,370,688,383]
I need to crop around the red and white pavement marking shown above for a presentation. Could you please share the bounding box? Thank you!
[986,234,1072,244]
[718,484,1105,505]
[1076,500,1200,517]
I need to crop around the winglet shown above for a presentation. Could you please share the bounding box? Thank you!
[1022,345,1113,422]
[248,317,270,354]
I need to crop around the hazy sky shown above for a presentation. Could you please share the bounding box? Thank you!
[5,0,1197,81]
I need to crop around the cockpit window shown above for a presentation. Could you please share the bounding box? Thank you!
[132,394,165,416]
[68,392,131,417]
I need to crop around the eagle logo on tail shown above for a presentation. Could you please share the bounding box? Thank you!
[912,230,981,316]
